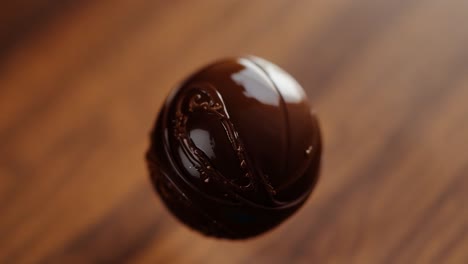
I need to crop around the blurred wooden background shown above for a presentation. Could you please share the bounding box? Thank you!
[1,0,468,263]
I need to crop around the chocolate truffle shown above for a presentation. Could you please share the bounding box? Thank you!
[146,56,321,239]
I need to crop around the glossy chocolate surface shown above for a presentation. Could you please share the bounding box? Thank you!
[147,56,322,239]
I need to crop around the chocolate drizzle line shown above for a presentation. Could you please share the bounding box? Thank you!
[172,83,280,203]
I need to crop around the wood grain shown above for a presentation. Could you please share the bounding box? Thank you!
[1,0,467,263]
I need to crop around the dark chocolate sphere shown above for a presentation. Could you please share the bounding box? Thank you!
[147,56,321,239]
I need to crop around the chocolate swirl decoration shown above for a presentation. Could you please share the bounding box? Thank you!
[172,83,278,203]
[147,57,321,239]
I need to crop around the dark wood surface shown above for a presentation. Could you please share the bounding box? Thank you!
[1,1,468,263]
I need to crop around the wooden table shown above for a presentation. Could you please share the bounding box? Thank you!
[1,1,467,263]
